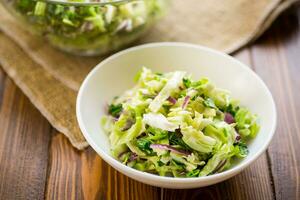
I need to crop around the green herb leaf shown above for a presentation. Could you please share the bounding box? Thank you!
[108,104,123,117]
[235,142,249,157]
[169,132,193,151]
[136,138,153,155]
[183,78,192,88]
[224,103,239,117]
[186,169,200,177]
[146,127,168,141]
[157,160,164,167]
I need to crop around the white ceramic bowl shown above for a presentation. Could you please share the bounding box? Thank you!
[76,43,276,189]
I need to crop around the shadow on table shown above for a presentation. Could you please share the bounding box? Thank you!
[255,4,300,47]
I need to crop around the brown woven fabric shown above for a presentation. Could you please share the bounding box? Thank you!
[0,0,297,149]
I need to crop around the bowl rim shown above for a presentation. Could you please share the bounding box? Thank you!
[76,42,277,184]
[41,0,137,6]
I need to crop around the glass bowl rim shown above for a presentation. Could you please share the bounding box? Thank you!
[37,0,139,6]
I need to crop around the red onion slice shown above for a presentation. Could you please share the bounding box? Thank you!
[118,152,138,163]
[120,118,135,131]
[167,96,177,105]
[150,144,190,156]
[211,159,227,174]
[235,133,241,142]
[182,96,191,109]
[112,117,119,122]
[128,153,138,162]
[224,112,235,124]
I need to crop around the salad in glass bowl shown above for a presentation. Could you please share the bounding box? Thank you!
[101,67,260,178]
[1,0,168,55]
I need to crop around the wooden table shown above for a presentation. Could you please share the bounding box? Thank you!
[0,5,300,200]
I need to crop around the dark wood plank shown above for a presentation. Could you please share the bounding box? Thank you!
[251,6,300,200]
[162,50,274,200]
[45,133,161,200]
[0,75,52,199]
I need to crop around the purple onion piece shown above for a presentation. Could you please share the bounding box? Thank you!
[128,153,138,162]
[112,117,119,122]
[235,133,241,142]
[150,144,190,156]
[120,118,135,131]
[167,96,177,105]
[211,160,227,174]
[224,112,235,124]
[233,128,241,143]
[216,160,227,172]
[182,96,191,109]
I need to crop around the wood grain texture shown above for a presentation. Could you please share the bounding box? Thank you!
[0,76,52,200]
[45,133,161,200]
[162,50,274,200]
[251,7,300,199]
[163,154,274,200]
[0,68,6,106]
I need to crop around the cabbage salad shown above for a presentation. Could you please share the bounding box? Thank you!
[12,0,166,55]
[101,67,260,177]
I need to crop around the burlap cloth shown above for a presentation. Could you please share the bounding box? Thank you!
[0,0,298,150]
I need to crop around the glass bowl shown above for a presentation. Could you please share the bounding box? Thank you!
[1,0,168,56]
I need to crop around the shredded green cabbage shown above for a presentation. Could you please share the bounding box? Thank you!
[13,0,167,55]
[101,67,260,177]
